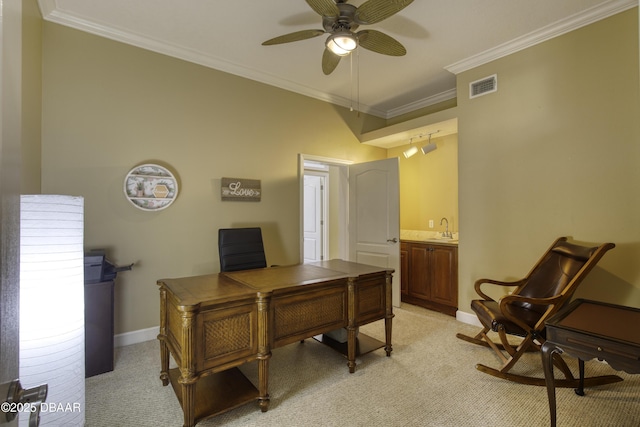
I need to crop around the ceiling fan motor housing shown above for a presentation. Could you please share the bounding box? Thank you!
[323,3,359,33]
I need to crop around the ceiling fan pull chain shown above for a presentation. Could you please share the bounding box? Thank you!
[356,46,360,116]
[349,48,361,115]
[350,52,354,111]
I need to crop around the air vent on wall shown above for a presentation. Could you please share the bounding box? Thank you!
[469,74,497,99]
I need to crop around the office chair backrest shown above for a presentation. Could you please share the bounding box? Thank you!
[218,227,267,272]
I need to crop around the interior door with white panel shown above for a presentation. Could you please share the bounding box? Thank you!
[348,158,401,306]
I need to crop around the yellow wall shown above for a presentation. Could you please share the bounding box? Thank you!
[34,7,640,337]
[389,133,459,234]
[21,0,42,194]
[40,23,387,335]
[457,9,640,312]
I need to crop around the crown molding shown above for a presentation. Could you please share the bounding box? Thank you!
[37,1,387,117]
[385,89,457,119]
[38,0,637,118]
[445,0,638,75]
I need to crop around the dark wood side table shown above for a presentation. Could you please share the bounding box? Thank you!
[541,299,640,426]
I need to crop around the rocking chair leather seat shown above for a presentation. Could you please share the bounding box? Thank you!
[471,300,542,338]
[457,237,620,387]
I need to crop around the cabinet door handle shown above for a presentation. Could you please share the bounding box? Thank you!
[387,238,398,243]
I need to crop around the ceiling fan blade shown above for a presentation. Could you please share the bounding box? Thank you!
[357,29,406,56]
[354,0,414,25]
[305,0,339,18]
[322,48,342,75]
[262,29,325,45]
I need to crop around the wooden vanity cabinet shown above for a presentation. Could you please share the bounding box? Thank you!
[400,241,458,316]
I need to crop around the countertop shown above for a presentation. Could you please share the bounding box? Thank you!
[400,229,458,246]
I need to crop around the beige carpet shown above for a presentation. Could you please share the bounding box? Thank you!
[86,304,639,426]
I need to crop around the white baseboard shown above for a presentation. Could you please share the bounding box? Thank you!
[456,310,482,327]
[114,326,159,348]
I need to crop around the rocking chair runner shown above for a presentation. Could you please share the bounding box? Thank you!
[457,237,622,387]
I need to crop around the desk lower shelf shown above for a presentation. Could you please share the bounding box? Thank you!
[168,367,258,423]
[313,332,385,357]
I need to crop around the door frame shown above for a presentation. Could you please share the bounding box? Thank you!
[1,0,23,422]
[303,169,329,262]
[298,154,353,263]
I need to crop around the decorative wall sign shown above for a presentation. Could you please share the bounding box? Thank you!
[221,177,261,201]
[124,163,179,211]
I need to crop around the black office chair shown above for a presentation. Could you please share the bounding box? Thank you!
[218,227,268,272]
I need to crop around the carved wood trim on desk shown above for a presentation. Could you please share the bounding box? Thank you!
[157,261,394,427]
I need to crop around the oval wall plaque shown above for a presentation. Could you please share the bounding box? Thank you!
[124,164,179,211]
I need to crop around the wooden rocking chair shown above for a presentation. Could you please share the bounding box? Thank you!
[456,237,622,387]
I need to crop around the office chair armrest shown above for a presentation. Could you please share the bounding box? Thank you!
[474,278,526,301]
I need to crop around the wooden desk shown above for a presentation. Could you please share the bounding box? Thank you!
[541,299,640,427]
[157,261,393,427]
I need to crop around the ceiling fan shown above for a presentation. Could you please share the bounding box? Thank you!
[262,0,414,75]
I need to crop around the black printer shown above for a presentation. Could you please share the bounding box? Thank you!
[84,250,133,284]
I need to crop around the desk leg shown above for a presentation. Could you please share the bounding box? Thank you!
[179,311,197,427]
[257,357,270,412]
[384,315,393,357]
[347,279,357,373]
[257,294,271,411]
[159,338,169,386]
[347,326,357,373]
[384,271,394,357]
[575,359,585,396]
[541,341,562,427]
[158,287,169,386]
[178,375,196,427]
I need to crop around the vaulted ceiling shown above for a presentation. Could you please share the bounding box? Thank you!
[38,1,635,120]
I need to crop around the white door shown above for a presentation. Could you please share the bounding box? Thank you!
[349,158,401,306]
[303,173,326,262]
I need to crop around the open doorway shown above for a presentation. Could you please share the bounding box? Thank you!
[299,155,351,263]
[298,154,401,307]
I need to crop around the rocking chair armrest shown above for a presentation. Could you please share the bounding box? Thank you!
[474,278,525,301]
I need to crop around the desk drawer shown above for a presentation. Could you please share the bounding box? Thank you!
[548,327,640,372]
[357,276,386,324]
[272,283,347,347]
[199,303,259,371]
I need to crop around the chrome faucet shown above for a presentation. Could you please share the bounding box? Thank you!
[440,217,452,238]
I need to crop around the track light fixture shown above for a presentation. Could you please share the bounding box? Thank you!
[420,133,438,154]
[403,144,419,158]
[402,130,440,159]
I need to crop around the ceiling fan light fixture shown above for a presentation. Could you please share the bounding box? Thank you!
[326,32,357,56]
